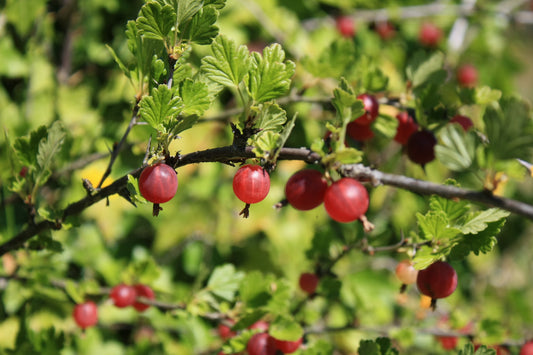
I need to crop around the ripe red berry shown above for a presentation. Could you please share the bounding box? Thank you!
[419,23,443,47]
[274,337,303,354]
[19,166,28,178]
[218,320,236,340]
[416,261,457,309]
[450,115,473,131]
[456,64,478,88]
[110,284,137,308]
[347,121,375,142]
[285,169,328,210]
[437,336,458,350]
[324,178,369,223]
[354,94,379,125]
[521,341,533,355]
[73,301,98,329]
[133,284,155,312]
[139,163,178,204]
[394,111,418,145]
[299,272,319,294]
[395,260,418,293]
[375,21,396,40]
[247,332,277,355]
[406,130,437,166]
[233,165,270,204]
[336,16,355,38]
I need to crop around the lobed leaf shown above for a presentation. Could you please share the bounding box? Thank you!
[207,264,244,302]
[459,208,509,235]
[201,35,251,88]
[248,43,295,102]
[36,121,66,186]
[137,2,176,42]
[269,316,303,342]
[179,6,219,45]
[179,79,211,116]
[435,124,477,171]
[139,84,183,131]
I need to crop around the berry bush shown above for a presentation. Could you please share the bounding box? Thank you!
[1,0,533,354]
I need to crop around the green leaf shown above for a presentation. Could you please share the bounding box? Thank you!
[248,44,295,102]
[301,39,356,79]
[239,271,272,308]
[13,125,48,167]
[266,280,291,314]
[65,280,84,304]
[457,342,475,355]
[416,210,461,241]
[435,124,477,171]
[176,0,203,26]
[450,218,507,260]
[407,51,446,88]
[35,121,66,187]
[106,44,131,79]
[322,148,363,165]
[201,35,251,88]
[429,193,470,222]
[317,276,342,299]
[269,316,303,341]
[137,2,175,42]
[459,209,510,235]
[254,102,287,132]
[139,84,183,131]
[375,337,399,355]
[173,115,199,135]
[358,339,380,355]
[413,246,442,270]
[180,79,210,116]
[180,6,219,45]
[204,0,226,9]
[475,86,502,105]
[207,264,244,302]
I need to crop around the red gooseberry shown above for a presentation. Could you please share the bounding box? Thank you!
[450,115,473,131]
[347,120,375,142]
[375,21,396,40]
[416,261,458,310]
[139,163,178,204]
[354,94,379,125]
[232,165,270,205]
[394,111,418,145]
[406,130,437,166]
[336,16,355,38]
[285,169,328,210]
[456,64,478,88]
[133,284,155,312]
[110,284,137,308]
[521,341,533,355]
[324,178,369,223]
[274,337,303,354]
[218,320,236,340]
[73,301,98,329]
[299,272,319,294]
[247,332,277,355]
[419,22,443,47]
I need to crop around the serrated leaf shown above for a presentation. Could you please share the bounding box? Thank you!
[36,121,65,186]
[248,44,295,102]
[266,280,291,314]
[459,209,509,235]
[252,131,280,160]
[435,124,476,171]
[207,264,244,302]
[408,51,446,88]
[450,218,507,260]
[332,78,356,116]
[416,210,461,241]
[413,246,442,270]
[202,35,251,88]
[429,194,470,221]
[376,337,399,355]
[180,6,219,45]
[180,79,210,115]
[358,339,380,355]
[173,115,198,135]
[475,86,502,105]
[139,84,183,131]
[323,148,363,166]
[270,316,303,342]
[204,0,226,9]
[13,125,48,167]
[254,103,287,132]
[176,0,203,26]
[137,2,175,42]
[239,271,272,308]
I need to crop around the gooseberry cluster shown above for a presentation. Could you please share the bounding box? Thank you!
[72,284,155,330]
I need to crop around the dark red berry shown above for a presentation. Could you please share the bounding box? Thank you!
[285,169,328,210]
[299,272,319,294]
[406,130,437,166]
[232,165,270,204]
[521,341,533,355]
[450,115,473,131]
[73,301,98,329]
[456,64,478,87]
[139,163,178,204]
[419,23,442,47]
[19,166,28,178]
[247,332,276,355]
[354,94,379,125]
[394,111,418,145]
[416,261,457,309]
[347,121,374,141]
[218,320,236,340]
[336,16,355,38]
[437,336,458,350]
[324,178,369,223]
[375,21,396,40]
[110,284,137,308]
[133,284,155,312]
[274,337,303,354]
